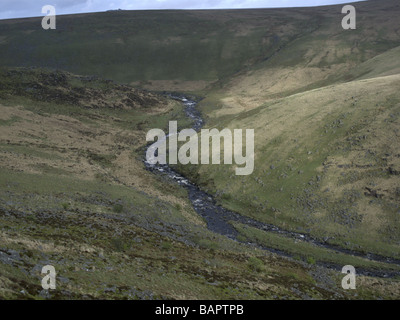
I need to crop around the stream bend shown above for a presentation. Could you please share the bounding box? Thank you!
[143,94,400,278]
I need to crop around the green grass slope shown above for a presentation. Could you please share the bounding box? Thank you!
[190,74,400,261]
[1,9,302,87]
[0,1,399,93]
[198,0,400,116]
[171,1,400,270]
[340,45,400,81]
[1,0,400,299]
[4,67,391,299]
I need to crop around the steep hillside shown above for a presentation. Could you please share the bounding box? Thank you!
[1,0,400,300]
[3,67,387,300]
[189,74,400,261]
[199,0,400,116]
[342,45,400,80]
[0,1,399,93]
[175,1,400,271]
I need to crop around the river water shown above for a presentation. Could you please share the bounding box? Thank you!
[143,94,400,278]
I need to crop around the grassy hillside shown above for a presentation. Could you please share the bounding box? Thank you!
[173,1,400,270]
[198,0,400,116]
[1,0,400,299]
[188,74,400,261]
[4,67,389,299]
[0,1,398,93]
[1,9,300,88]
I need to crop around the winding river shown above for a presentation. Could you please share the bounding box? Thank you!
[144,94,400,278]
